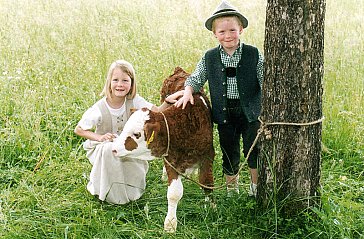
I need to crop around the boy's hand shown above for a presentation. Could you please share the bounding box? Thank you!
[175,86,194,109]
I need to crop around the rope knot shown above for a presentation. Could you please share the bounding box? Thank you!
[258,116,272,140]
[263,128,272,140]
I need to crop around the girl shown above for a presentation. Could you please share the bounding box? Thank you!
[75,60,182,204]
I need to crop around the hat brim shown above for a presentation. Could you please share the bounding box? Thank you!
[205,11,248,31]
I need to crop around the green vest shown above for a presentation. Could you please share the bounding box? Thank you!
[205,44,261,123]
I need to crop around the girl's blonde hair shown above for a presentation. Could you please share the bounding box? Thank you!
[101,60,137,100]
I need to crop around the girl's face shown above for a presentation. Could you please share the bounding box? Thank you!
[110,67,132,99]
[213,17,243,53]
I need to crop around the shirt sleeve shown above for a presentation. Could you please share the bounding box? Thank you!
[77,105,102,131]
[133,94,154,110]
[257,50,264,88]
[184,55,208,93]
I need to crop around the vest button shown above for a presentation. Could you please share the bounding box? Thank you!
[223,107,226,111]
[223,120,227,123]
[223,94,226,97]
[221,68,224,72]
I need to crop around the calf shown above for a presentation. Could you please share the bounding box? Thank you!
[112,67,214,233]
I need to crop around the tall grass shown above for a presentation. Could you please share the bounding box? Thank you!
[0,0,363,238]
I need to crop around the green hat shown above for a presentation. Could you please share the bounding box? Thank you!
[205,1,248,31]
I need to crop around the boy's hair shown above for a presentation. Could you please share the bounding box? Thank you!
[101,60,137,100]
[212,15,243,32]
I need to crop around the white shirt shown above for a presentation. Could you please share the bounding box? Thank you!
[77,95,153,133]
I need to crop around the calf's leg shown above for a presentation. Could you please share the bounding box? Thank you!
[164,176,183,233]
[161,166,167,181]
[199,157,214,194]
[199,156,215,207]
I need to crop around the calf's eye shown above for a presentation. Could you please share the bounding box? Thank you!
[133,132,141,139]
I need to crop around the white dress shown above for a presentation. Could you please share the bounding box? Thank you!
[77,95,153,204]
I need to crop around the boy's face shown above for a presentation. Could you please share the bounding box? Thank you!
[213,17,243,53]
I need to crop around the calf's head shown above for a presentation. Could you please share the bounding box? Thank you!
[112,108,157,161]
[160,67,189,103]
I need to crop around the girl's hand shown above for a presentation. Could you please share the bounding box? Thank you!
[165,90,184,104]
[99,133,116,142]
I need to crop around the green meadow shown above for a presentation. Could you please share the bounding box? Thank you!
[0,0,363,238]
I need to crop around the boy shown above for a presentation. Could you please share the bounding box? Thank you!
[176,1,264,197]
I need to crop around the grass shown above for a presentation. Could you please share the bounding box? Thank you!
[0,0,363,238]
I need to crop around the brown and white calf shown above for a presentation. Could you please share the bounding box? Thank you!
[112,68,214,233]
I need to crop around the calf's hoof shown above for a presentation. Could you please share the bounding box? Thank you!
[164,216,177,233]
[204,196,217,209]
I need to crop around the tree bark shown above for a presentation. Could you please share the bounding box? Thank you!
[258,0,326,216]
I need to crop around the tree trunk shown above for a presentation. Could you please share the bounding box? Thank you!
[257,0,326,216]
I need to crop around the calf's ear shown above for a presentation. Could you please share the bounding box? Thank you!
[144,122,160,144]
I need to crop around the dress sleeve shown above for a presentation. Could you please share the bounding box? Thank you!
[77,105,102,131]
